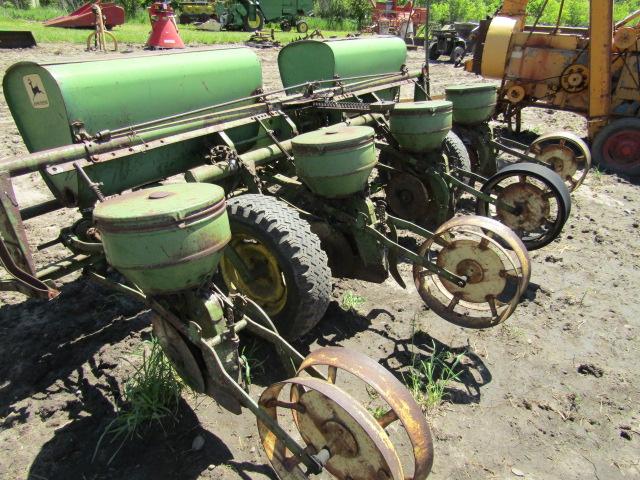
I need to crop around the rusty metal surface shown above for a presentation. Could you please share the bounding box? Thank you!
[152,313,207,392]
[258,376,403,479]
[526,131,592,192]
[297,347,434,480]
[412,215,531,329]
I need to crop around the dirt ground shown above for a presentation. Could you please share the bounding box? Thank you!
[0,43,639,480]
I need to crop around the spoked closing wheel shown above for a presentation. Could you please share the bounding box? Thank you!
[476,163,571,250]
[258,347,434,479]
[259,378,402,480]
[412,215,531,329]
[525,131,592,192]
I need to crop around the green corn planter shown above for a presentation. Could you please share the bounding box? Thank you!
[94,183,231,295]
[278,37,407,97]
[389,101,453,153]
[445,84,497,125]
[292,126,376,199]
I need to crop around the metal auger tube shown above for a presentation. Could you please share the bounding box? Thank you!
[184,113,385,184]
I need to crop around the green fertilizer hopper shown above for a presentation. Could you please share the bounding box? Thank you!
[278,36,407,97]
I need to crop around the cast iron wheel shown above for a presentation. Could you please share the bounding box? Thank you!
[428,42,440,60]
[476,163,571,250]
[451,45,465,66]
[591,117,640,176]
[525,131,591,192]
[280,20,292,31]
[221,194,331,340]
[243,11,264,31]
[296,20,308,33]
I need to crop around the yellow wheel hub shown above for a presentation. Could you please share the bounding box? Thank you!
[220,234,287,316]
[247,16,261,28]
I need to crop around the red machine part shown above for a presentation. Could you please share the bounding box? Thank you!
[371,0,427,32]
[43,1,125,29]
[146,2,185,50]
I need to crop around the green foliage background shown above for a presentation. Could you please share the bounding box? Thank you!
[316,0,638,28]
[2,0,639,27]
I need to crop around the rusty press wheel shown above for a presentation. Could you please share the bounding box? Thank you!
[258,376,404,480]
[413,215,531,328]
[296,347,434,480]
[476,163,571,250]
[525,131,591,191]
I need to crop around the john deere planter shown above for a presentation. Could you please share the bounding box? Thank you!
[0,38,587,474]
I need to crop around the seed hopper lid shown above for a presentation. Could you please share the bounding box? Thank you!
[292,126,375,152]
[392,100,452,114]
[94,183,226,230]
[445,83,498,94]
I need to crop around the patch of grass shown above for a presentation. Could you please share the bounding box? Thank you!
[239,341,267,387]
[403,342,464,412]
[368,405,387,420]
[0,5,67,22]
[93,337,184,464]
[591,166,605,185]
[341,290,366,311]
[0,7,350,45]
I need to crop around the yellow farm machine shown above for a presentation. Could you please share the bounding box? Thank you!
[467,0,640,175]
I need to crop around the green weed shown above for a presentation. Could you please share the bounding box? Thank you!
[239,342,267,387]
[341,291,366,311]
[93,337,184,464]
[403,342,464,412]
[368,405,387,420]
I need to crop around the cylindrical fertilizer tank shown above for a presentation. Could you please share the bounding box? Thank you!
[3,48,263,207]
[292,126,377,199]
[94,183,231,295]
[3,48,263,153]
[278,37,407,95]
[389,100,453,153]
[445,84,497,125]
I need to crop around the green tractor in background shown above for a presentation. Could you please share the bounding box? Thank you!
[179,0,313,32]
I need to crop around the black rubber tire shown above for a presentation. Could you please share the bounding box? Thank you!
[443,130,473,191]
[451,45,465,66]
[243,11,264,31]
[296,20,308,33]
[453,124,497,177]
[428,42,440,61]
[476,162,571,250]
[225,194,331,340]
[280,20,292,32]
[591,118,640,176]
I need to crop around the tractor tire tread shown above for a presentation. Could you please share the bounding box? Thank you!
[226,194,331,339]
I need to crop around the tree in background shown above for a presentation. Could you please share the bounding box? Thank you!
[348,0,373,29]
